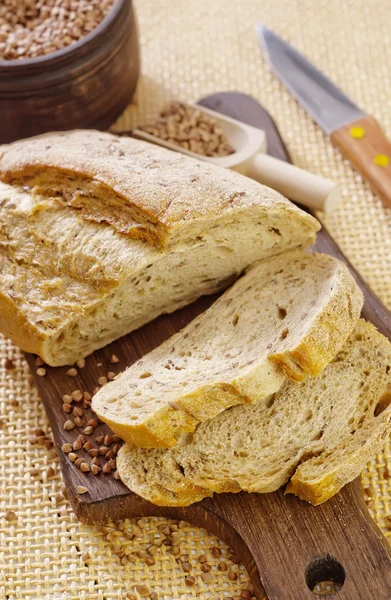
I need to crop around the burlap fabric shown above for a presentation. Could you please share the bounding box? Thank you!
[1,1,391,598]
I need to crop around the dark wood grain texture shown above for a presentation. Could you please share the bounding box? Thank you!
[25,92,391,600]
[331,115,391,211]
[0,0,140,143]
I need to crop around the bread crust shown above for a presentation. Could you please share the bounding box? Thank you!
[104,382,256,448]
[270,259,363,380]
[285,423,390,505]
[117,444,211,506]
[0,289,46,355]
[0,130,319,247]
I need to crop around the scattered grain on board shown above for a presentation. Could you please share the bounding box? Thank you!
[104,434,113,446]
[91,464,101,475]
[73,438,83,451]
[102,462,112,474]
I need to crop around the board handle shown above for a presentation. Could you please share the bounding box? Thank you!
[331,115,391,210]
[122,481,391,600]
[197,481,391,600]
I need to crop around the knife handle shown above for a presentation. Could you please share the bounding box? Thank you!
[331,115,391,210]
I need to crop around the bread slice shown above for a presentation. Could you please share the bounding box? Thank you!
[0,131,319,366]
[93,251,363,448]
[117,320,391,506]
[117,447,213,506]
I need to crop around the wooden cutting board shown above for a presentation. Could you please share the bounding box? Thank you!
[24,92,391,600]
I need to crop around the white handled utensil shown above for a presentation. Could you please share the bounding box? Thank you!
[133,102,341,213]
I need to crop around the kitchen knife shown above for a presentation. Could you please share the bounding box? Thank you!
[256,24,391,210]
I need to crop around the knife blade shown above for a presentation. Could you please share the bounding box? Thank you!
[256,24,391,210]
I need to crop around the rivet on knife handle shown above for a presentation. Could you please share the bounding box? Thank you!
[331,116,391,210]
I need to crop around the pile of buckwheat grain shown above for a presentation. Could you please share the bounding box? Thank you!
[0,0,114,61]
[138,102,236,157]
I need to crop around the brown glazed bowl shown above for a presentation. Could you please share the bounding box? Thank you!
[0,0,140,144]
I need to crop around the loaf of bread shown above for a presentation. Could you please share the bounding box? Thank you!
[117,320,391,506]
[0,130,319,366]
[93,251,363,448]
